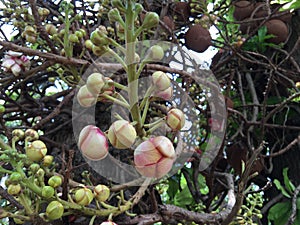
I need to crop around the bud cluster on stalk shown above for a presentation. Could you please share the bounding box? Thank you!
[77,72,115,108]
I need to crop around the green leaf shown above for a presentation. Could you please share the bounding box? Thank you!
[174,185,194,207]
[274,179,291,198]
[167,178,179,200]
[283,168,296,194]
[268,201,291,222]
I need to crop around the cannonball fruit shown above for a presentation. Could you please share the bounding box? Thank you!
[233,1,254,21]
[173,2,191,22]
[185,24,212,53]
[265,19,289,44]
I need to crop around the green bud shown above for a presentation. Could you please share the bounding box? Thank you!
[42,155,54,167]
[24,129,39,141]
[42,186,55,199]
[134,3,143,15]
[25,140,47,162]
[36,168,45,178]
[12,129,25,140]
[145,45,164,61]
[92,45,108,56]
[75,30,83,39]
[7,184,21,195]
[9,172,22,183]
[86,72,105,96]
[46,201,64,220]
[108,8,122,23]
[141,12,159,29]
[94,184,110,202]
[45,24,57,35]
[74,187,94,206]
[29,163,40,174]
[48,175,63,188]
[69,34,79,43]
[0,105,5,113]
[79,28,86,36]
[85,40,94,50]
[90,29,108,46]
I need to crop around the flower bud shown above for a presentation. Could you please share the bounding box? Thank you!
[42,186,55,199]
[24,25,36,36]
[78,125,109,160]
[86,72,105,96]
[24,129,39,141]
[29,163,40,174]
[108,8,122,23]
[145,45,164,61]
[48,175,63,188]
[12,129,25,140]
[0,105,5,113]
[134,136,176,178]
[92,45,108,56]
[108,120,137,149]
[85,40,94,50]
[296,82,300,88]
[166,109,185,131]
[45,24,57,35]
[26,140,47,162]
[69,33,79,43]
[90,29,108,46]
[77,85,97,107]
[9,172,22,183]
[153,86,173,101]
[74,187,94,206]
[152,71,170,91]
[7,184,21,195]
[100,222,118,225]
[94,184,110,202]
[46,201,64,220]
[141,12,159,29]
[134,3,143,15]
[42,155,54,167]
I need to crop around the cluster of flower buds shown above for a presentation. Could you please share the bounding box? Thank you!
[77,73,115,107]
[1,51,30,76]
[72,184,110,206]
[151,71,173,101]
[21,25,37,43]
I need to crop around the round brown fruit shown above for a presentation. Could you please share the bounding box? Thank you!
[173,2,191,22]
[185,24,212,53]
[233,1,255,21]
[265,19,289,44]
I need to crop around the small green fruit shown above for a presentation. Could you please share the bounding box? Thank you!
[43,155,54,167]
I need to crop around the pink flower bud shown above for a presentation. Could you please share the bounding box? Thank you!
[11,64,22,76]
[100,222,118,225]
[134,136,176,178]
[77,85,97,107]
[166,108,185,131]
[108,120,137,149]
[86,72,105,96]
[153,86,173,101]
[152,71,170,91]
[78,125,109,160]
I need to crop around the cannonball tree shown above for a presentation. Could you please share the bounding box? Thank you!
[0,0,299,225]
